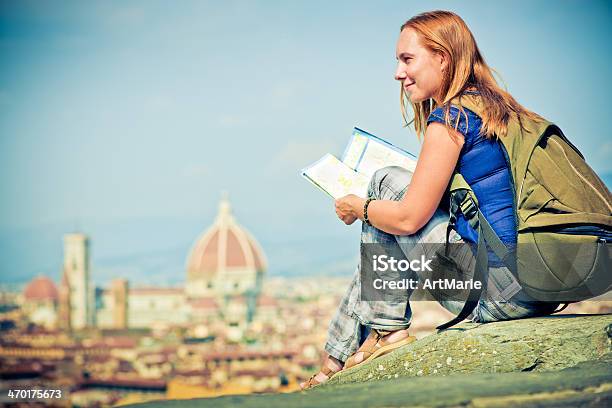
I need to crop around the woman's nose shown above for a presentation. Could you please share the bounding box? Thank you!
[395,64,407,81]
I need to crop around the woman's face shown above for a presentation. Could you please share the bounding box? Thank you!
[395,28,446,103]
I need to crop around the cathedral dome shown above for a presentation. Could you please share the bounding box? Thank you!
[24,276,58,302]
[186,195,267,292]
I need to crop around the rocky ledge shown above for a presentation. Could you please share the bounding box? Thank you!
[328,313,612,385]
[124,314,612,408]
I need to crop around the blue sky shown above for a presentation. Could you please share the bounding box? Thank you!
[1,1,611,286]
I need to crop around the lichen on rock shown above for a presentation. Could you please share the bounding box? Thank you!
[326,314,612,386]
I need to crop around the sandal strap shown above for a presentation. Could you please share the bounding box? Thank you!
[345,329,412,369]
[305,374,320,388]
[372,328,392,337]
[303,364,339,390]
[321,365,336,376]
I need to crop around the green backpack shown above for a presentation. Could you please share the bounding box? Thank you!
[438,94,612,330]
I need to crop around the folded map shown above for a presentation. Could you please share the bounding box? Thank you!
[301,128,417,199]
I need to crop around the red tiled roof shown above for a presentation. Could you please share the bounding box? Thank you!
[201,230,220,272]
[23,276,58,301]
[186,197,267,281]
[227,295,246,305]
[226,229,247,267]
[173,368,211,377]
[256,295,278,307]
[189,297,219,309]
[232,368,279,378]
[203,349,297,361]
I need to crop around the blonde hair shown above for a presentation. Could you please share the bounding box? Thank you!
[399,10,541,139]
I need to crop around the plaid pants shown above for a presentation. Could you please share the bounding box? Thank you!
[324,166,559,362]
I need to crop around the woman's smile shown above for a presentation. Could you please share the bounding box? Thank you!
[404,81,416,90]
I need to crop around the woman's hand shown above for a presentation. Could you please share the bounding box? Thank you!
[335,194,365,225]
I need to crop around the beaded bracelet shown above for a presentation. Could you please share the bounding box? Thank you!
[363,197,375,226]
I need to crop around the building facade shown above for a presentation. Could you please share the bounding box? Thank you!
[23,196,269,334]
[62,233,94,329]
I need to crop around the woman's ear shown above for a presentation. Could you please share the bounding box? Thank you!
[438,52,448,74]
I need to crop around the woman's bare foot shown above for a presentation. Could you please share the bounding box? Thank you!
[299,354,344,390]
[348,328,412,365]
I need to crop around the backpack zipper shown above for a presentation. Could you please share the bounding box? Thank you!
[544,225,612,240]
[498,142,520,232]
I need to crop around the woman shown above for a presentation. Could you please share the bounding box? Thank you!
[300,10,560,390]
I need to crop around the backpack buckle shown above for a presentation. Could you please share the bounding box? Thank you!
[460,195,478,220]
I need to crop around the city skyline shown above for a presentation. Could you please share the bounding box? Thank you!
[1,1,611,284]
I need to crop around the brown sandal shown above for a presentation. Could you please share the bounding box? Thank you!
[344,329,416,370]
[300,364,340,390]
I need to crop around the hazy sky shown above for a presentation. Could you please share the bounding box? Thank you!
[1,1,611,284]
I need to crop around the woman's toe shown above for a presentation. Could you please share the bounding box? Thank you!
[353,351,365,363]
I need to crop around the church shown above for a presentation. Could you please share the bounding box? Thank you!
[22,195,271,336]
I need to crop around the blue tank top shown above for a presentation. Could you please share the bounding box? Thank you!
[427,104,517,246]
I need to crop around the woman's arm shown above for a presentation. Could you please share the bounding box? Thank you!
[335,122,464,235]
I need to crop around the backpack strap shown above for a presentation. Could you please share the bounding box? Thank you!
[437,174,512,331]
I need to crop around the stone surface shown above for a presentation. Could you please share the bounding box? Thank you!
[122,314,612,408]
[123,355,612,407]
[328,314,612,385]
